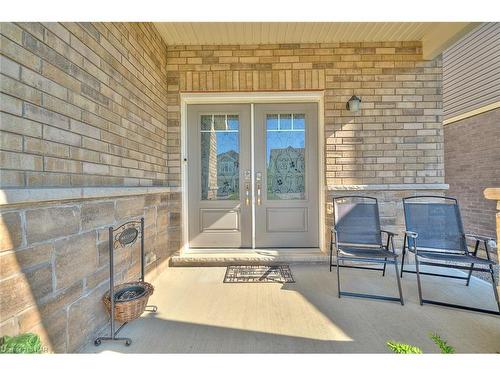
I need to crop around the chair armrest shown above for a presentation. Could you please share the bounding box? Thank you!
[404,230,418,238]
[465,233,495,242]
[464,234,497,256]
[330,227,337,244]
[380,229,397,236]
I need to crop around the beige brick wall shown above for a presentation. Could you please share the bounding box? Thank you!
[166,42,444,187]
[1,27,445,188]
[0,192,181,352]
[0,22,169,187]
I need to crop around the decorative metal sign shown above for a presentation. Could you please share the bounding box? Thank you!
[117,227,139,247]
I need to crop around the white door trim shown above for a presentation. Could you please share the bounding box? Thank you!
[180,91,325,254]
[250,103,256,248]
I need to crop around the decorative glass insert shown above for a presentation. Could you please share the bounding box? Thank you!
[200,114,240,200]
[266,114,306,200]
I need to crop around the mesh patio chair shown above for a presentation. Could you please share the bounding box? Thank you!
[401,196,500,315]
[331,196,404,305]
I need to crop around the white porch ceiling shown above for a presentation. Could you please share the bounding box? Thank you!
[153,22,478,59]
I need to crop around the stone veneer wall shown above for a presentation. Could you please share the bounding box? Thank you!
[0,22,169,187]
[0,191,181,352]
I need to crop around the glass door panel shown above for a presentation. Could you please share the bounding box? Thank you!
[200,114,240,200]
[266,113,306,200]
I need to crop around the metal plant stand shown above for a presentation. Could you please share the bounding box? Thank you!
[94,218,158,347]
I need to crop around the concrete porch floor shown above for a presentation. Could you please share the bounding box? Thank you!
[81,264,500,353]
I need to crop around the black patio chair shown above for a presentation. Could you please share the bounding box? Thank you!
[401,196,500,315]
[331,196,404,305]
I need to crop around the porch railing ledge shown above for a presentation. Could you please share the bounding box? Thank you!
[0,186,181,206]
[484,188,500,201]
[326,183,449,191]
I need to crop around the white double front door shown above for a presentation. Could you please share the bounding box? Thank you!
[187,102,319,249]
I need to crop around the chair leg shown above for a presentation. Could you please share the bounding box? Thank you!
[336,256,341,298]
[488,264,500,312]
[329,241,333,272]
[414,254,424,305]
[400,246,406,278]
[466,262,474,286]
[382,258,387,277]
[393,259,404,305]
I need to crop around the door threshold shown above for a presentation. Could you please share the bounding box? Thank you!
[170,248,328,267]
[185,247,321,254]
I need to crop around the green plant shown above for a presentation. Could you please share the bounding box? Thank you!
[386,341,423,354]
[387,332,455,354]
[0,333,43,354]
[430,332,455,354]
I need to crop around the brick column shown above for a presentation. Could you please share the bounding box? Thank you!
[484,188,500,298]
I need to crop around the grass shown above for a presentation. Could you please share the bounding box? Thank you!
[0,333,43,354]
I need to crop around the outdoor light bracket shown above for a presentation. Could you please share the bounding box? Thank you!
[346,95,362,112]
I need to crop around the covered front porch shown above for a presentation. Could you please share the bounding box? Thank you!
[2,19,499,355]
[81,264,500,353]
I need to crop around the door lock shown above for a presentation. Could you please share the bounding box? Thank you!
[244,170,251,181]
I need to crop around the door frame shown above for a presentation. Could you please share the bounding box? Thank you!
[180,91,325,253]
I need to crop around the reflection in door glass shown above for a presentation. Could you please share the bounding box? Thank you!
[200,114,240,200]
[266,114,305,200]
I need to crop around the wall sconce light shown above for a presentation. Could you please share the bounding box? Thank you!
[346,95,362,112]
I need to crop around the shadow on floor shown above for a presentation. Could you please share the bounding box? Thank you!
[83,317,359,353]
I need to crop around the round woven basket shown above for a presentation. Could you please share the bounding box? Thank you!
[103,281,154,323]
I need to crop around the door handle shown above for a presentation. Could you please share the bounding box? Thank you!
[245,183,250,206]
[255,171,262,206]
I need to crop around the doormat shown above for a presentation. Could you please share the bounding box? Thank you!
[223,265,295,283]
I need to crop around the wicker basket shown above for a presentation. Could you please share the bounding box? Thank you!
[103,281,154,323]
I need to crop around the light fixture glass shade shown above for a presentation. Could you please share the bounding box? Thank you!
[346,95,361,112]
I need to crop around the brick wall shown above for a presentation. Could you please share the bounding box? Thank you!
[0,22,169,187]
[1,27,445,189]
[444,108,500,238]
[166,42,444,188]
[0,191,181,352]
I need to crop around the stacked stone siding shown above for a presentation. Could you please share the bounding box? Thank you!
[0,22,169,187]
[166,42,444,188]
[444,108,500,239]
[0,191,181,352]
